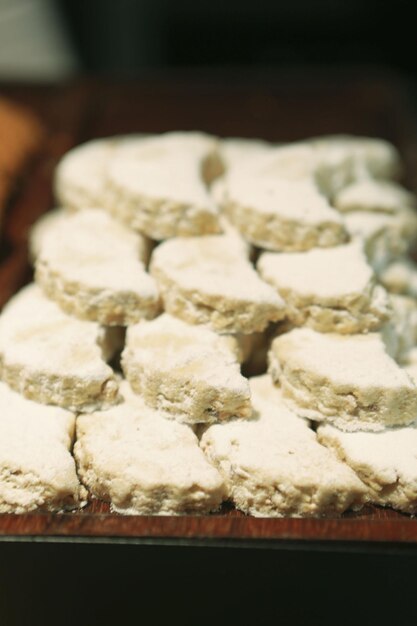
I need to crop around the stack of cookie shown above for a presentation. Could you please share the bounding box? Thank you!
[1,131,417,517]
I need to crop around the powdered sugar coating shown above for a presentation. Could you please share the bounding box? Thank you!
[0,284,119,411]
[122,314,251,424]
[223,174,347,252]
[0,381,86,513]
[318,422,417,513]
[103,132,221,239]
[269,327,417,431]
[150,235,286,333]
[35,208,159,325]
[258,242,390,333]
[74,381,226,515]
[200,375,366,517]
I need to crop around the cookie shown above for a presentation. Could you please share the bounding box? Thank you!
[308,135,402,181]
[35,208,159,326]
[28,207,71,262]
[334,179,415,214]
[317,422,417,514]
[257,242,390,333]
[268,327,417,431]
[103,132,222,239]
[344,207,417,272]
[381,294,417,363]
[218,137,273,171]
[150,235,286,333]
[222,175,347,252]
[0,381,86,513]
[0,284,119,412]
[55,137,118,210]
[74,381,226,515]
[200,375,367,517]
[121,314,251,424]
[379,257,417,298]
[240,141,353,193]
[218,214,253,259]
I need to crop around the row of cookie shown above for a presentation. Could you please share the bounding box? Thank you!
[30,206,402,340]
[0,373,363,516]
[3,277,416,438]
[53,132,408,256]
[4,370,417,517]
[0,283,252,421]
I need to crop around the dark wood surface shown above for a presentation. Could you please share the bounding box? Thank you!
[2,71,417,545]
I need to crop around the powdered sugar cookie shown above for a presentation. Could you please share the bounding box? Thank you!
[150,235,286,333]
[379,257,417,298]
[318,422,417,513]
[200,375,366,517]
[74,381,226,515]
[334,179,415,214]
[28,207,71,262]
[344,208,417,272]
[222,175,347,252]
[122,314,251,424]
[0,284,119,412]
[0,381,87,513]
[55,137,119,210]
[35,208,159,326]
[258,242,390,333]
[104,132,222,239]
[268,327,417,431]
[308,135,402,181]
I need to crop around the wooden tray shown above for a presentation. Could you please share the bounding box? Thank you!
[2,71,417,546]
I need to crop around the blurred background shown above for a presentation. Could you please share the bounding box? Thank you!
[0,0,414,80]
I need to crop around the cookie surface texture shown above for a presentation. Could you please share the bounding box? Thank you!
[318,422,417,513]
[0,381,86,513]
[35,208,159,325]
[104,132,221,239]
[74,381,226,515]
[122,314,251,424]
[150,235,286,333]
[200,375,367,517]
[257,242,390,333]
[0,284,119,411]
[268,327,417,431]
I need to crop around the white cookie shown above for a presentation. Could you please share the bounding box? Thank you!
[236,142,354,196]
[103,132,221,239]
[382,294,417,363]
[0,284,119,412]
[344,207,417,272]
[0,381,86,513]
[150,235,286,333]
[222,174,347,252]
[54,136,133,210]
[200,375,366,517]
[317,422,417,514]
[334,179,415,214]
[121,314,251,424]
[307,135,402,181]
[218,137,273,170]
[404,349,417,387]
[28,207,72,262]
[35,208,159,326]
[268,327,417,431]
[257,242,390,334]
[218,214,253,259]
[379,257,417,298]
[74,381,226,515]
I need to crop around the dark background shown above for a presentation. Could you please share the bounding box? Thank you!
[58,0,413,78]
